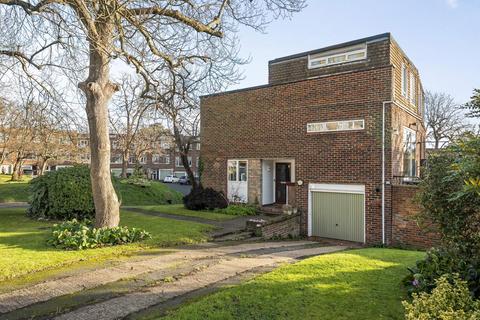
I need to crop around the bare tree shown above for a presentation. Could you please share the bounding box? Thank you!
[109,75,159,178]
[0,98,17,168]
[156,88,202,189]
[110,76,146,178]
[0,0,306,227]
[425,91,469,149]
[7,99,37,181]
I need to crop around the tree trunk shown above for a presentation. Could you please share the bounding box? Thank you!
[172,125,198,190]
[180,152,198,189]
[38,158,48,176]
[11,157,22,181]
[80,39,120,228]
[121,150,129,179]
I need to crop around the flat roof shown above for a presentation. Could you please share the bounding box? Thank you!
[269,32,391,64]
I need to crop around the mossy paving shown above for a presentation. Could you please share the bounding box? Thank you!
[0,241,322,317]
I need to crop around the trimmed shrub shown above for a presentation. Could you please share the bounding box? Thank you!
[27,166,95,220]
[403,275,480,320]
[183,187,228,211]
[214,204,257,216]
[47,219,151,250]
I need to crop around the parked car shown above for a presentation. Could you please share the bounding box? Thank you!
[163,175,179,183]
[178,176,190,185]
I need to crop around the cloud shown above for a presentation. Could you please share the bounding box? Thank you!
[446,0,459,8]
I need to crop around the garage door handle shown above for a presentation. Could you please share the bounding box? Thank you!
[335,224,339,227]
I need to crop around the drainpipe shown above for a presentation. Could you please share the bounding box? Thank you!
[382,100,393,245]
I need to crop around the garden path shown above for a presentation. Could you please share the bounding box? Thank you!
[0,241,349,319]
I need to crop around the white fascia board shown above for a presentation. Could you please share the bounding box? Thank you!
[308,183,365,194]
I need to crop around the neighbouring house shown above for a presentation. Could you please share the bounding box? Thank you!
[0,130,200,180]
[201,33,429,245]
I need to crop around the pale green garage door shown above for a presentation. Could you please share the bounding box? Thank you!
[311,191,365,242]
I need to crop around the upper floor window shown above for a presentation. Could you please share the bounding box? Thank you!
[403,127,417,177]
[410,73,416,105]
[153,154,169,164]
[308,45,367,69]
[175,156,182,167]
[307,119,364,133]
[139,154,147,164]
[80,153,90,162]
[78,139,88,148]
[401,63,408,97]
[111,155,122,164]
[160,140,171,150]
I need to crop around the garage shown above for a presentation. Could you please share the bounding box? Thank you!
[308,184,365,243]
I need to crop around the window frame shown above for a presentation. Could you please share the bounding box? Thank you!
[306,119,365,133]
[403,127,417,177]
[410,72,416,105]
[308,48,367,69]
[227,160,248,182]
[401,63,408,97]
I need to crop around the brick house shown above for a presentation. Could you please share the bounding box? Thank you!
[200,33,427,245]
[1,131,200,180]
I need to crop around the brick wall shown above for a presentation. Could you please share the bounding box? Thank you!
[261,215,301,239]
[391,185,440,249]
[390,39,423,115]
[201,67,393,244]
[201,35,427,245]
[268,37,390,85]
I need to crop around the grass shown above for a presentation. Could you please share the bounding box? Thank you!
[114,180,184,206]
[0,174,183,205]
[150,248,424,320]
[0,174,31,203]
[0,208,214,284]
[135,204,239,221]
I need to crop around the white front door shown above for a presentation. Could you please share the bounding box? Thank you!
[261,160,274,205]
[227,160,248,203]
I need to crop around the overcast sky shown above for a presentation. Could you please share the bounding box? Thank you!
[228,0,479,104]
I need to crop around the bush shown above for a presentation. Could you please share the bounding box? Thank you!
[124,165,151,187]
[183,187,228,211]
[47,219,151,250]
[403,275,480,320]
[418,135,480,259]
[214,204,257,216]
[405,248,480,298]
[28,166,95,220]
[407,135,480,298]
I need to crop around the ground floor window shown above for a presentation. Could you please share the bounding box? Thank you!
[227,160,248,203]
[228,160,248,182]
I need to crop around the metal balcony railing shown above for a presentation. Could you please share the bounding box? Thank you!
[392,175,421,185]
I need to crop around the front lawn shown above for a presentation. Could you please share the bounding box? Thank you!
[0,208,213,283]
[134,204,239,221]
[0,174,183,205]
[0,174,31,203]
[115,180,183,206]
[156,248,424,320]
